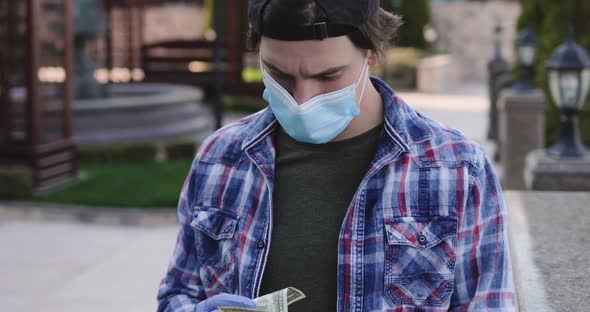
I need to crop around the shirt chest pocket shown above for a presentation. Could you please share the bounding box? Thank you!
[383,216,458,307]
[191,207,239,268]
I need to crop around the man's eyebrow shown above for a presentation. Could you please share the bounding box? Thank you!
[261,59,347,79]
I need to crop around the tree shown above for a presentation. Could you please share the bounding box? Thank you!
[397,0,430,50]
[517,0,590,146]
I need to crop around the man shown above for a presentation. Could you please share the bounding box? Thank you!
[157,0,516,311]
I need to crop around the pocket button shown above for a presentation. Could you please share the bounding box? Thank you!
[257,240,266,249]
[417,234,428,245]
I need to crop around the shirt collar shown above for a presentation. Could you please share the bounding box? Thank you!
[371,77,433,150]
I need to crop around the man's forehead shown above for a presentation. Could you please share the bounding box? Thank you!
[259,36,361,75]
[261,57,348,77]
[259,35,357,57]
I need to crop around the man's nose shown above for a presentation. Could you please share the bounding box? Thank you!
[291,80,319,105]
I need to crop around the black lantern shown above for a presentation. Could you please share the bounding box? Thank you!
[545,32,590,158]
[514,28,539,91]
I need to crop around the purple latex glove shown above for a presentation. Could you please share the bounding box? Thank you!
[196,293,257,312]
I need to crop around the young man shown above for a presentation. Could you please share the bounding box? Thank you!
[157,1,516,311]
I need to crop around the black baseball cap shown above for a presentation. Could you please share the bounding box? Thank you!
[249,0,381,41]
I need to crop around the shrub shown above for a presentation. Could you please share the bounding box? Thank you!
[371,47,426,90]
[0,166,33,199]
[397,0,430,50]
[517,0,590,146]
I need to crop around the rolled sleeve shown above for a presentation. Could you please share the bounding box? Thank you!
[157,161,205,312]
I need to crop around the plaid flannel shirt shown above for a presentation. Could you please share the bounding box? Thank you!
[157,77,516,311]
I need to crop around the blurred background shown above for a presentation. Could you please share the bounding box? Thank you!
[1,0,590,311]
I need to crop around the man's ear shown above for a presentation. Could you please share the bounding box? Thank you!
[367,49,381,67]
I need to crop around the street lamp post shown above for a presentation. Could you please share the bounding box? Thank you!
[545,32,590,159]
[488,24,512,142]
[513,28,539,91]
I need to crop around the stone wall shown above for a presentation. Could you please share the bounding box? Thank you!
[429,1,521,82]
[141,4,206,44]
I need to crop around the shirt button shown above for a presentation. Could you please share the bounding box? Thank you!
[257,240,266,249]
[417,234,428,245]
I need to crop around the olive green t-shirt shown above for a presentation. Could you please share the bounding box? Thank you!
[259,123,383,311]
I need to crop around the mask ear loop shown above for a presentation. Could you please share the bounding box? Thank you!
[355,56,370,109]
[258,53,266,78]
[259,53,271,81]
[261,50,370,110]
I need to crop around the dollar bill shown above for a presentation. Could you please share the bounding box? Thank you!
[285,287,305,305]
[217,287,306,312]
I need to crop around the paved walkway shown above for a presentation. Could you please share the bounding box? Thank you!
[506,191,590,312]
[0,219,178,312]
[0,82,519,312]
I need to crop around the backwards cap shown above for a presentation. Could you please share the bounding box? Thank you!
[249,0,380,41]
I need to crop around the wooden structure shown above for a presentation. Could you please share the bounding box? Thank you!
[0,0,78,192]
[104,0,263,97]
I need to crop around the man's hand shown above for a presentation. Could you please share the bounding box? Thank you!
[196,293,257,312]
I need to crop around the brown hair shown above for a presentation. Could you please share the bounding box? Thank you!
[246,2,402,58]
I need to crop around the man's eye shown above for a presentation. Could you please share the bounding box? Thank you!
[271,71,290,79]
[267,71,287,81]
[318,75,338,82]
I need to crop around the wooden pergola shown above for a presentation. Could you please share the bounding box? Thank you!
[0,0,259,194]
[0,0,78,192]
[103,0,263,97]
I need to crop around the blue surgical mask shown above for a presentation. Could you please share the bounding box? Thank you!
[261,56,369,144]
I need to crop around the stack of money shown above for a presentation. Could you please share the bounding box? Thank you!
[218,287,306,312]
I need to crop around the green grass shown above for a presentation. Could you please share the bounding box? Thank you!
[222,95,268,113]
[33,160,192,209]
